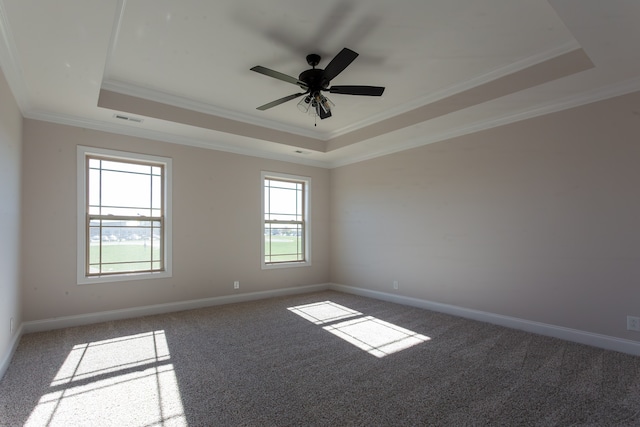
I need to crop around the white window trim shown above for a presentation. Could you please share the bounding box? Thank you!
[261,171,311,270]
[77,146,173,285]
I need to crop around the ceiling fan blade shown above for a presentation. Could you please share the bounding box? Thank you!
[329,85,385,96]
[256,92,306,111]
[322,48,359,82]
[250,66,307,88]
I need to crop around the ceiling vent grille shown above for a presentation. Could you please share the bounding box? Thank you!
[113,113,143,123]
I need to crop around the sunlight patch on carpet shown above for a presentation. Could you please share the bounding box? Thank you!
[323,315,431,358]
[287,300,362,325]
[288,301,430,357]
[25,330,187,427]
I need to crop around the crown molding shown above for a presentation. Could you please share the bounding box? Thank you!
[100,0,331,142]
[328,75,640,168]
[7,2,637,172]
[24,109,331,168]
[24,74,640,171]
[101,40,582,144]
[101,79,326,142]
[326,40,582,140]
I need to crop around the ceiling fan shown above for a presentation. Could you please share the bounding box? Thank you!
[250,47,385,120]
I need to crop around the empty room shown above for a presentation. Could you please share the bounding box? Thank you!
[1,1,640,425]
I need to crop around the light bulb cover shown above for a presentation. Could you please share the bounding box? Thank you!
[297,95,312,113]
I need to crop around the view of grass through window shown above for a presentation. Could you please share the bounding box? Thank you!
[89,236,162,274]
[87,156,164,276]
[264,176,306,264]
[264,235,302,263]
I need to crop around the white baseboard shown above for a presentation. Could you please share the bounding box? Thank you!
[0,323,24,381]
[329,283,640,356]
[23,283,330,334]
[10,281,639,371]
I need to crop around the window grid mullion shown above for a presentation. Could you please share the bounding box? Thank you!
[86,155,165,277]
[263,177,306,265]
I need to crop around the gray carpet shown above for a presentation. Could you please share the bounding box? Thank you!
[1,290,640,426]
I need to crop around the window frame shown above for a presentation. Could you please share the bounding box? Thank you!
[261,171,311,269]
[77,146,172,284]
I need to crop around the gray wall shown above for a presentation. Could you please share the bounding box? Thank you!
[330,91,640,341]
[9,73,640,353]
[0,66,22,365]
[21,120,330,321]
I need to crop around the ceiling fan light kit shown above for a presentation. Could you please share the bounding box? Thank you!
[251,47,385,121]
[297,93,334,117]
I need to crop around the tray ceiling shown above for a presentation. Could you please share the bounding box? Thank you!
[1,0,638,167]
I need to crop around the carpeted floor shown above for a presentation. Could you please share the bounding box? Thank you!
[1,290,640,426]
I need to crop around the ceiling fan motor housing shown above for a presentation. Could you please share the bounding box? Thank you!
[299,68,329,92]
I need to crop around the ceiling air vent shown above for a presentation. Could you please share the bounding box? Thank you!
[113,113,143,123]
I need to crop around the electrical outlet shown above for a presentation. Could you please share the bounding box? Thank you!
[234,281,240,289]
[627,316,640,331]
[393,280,399,290]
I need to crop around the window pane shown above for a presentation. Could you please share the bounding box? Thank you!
[152,175,162,209]
[101,160,151,175]
[264,191,270,219]
[263,175,308,266]
[265,183,303,221]
[88,169,101,208]
[86,155,165,276]
[152,244,162,262]
[269,188,299,215]
[95,206,152,217]
[267,180,299,190]
[101,170,151,209]
[89,237,152,258]
[265,224,304,262]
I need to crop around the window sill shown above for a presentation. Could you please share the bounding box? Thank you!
[261,261,311,270]
[77,270,172,285]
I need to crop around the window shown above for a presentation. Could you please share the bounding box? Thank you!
[77,146,172,284]
[261,172,310,268]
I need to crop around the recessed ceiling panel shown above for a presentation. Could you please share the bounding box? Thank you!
[1,0,637,167]
[103,0,576,136]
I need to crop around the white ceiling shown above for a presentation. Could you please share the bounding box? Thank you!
[0,0,639,168]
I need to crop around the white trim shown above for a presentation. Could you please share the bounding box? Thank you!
[0,322,23,381]
[101,79,323,141]
[23,74,640,171]
[261,171,312,269]
[325,41,582,139]
[76,146,173,285]
[24,110,330,169]
[22,284,330,334]
[329,283,640,356]
[328,75,640,168]
[7,282,639,377]
[103,42,582,142]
